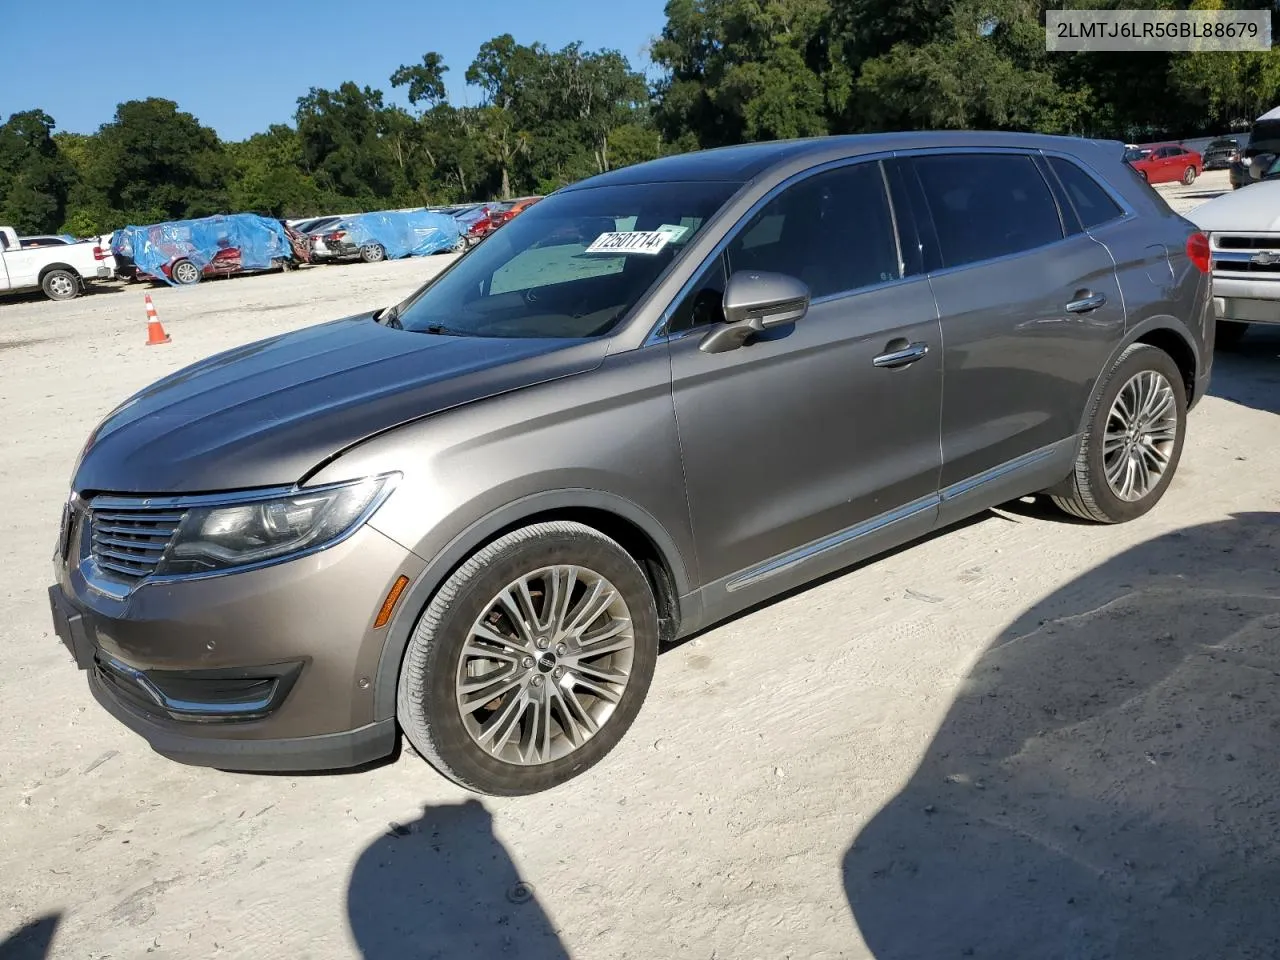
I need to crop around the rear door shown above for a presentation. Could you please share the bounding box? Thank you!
[892,150,1126,517]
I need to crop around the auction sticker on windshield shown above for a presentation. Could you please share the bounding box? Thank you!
[585,231,673,255]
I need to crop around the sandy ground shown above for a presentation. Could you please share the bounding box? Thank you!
[4,170,1280,960]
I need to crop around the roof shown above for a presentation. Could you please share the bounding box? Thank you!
[1257,106,1280,121]
[561,131,1127,191]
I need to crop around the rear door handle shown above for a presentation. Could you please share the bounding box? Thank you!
[1065,292,1107,314]
[873,341,929,369]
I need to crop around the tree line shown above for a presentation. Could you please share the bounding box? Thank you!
[2,0,1278,237]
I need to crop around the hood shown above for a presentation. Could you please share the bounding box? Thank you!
[1186,178,1280,233]
[73,314,608,494]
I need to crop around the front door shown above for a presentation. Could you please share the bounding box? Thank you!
[667,159,944,612]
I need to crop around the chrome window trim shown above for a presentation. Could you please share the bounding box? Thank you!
[80,473,400,599]
[642,151,902,346]
[1037,151,1134,233]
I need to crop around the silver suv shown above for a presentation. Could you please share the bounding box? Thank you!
[49,132,1213,796]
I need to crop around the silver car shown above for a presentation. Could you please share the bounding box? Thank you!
[50,131,1213,796]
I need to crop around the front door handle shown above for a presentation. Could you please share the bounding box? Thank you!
[1065,292,1107,314]
[873,341,930,369]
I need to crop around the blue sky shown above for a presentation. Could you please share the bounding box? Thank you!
[0,0,670,141]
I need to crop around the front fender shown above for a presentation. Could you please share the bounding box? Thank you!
[367,487,696,721]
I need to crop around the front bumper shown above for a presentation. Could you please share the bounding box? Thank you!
[49,523,423,771]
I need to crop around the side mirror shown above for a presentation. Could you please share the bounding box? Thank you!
[699,271,811,354]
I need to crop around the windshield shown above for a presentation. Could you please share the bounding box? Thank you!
[1207,139,1238,150]
[392,180,739,339]
[1123,148,1148,163]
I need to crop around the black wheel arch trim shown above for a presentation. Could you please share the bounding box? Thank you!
[38,263,81,281]
[369,487,696,720]
[1074,315,1203,437]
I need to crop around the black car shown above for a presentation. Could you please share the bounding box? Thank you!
[1203,137,1242,171]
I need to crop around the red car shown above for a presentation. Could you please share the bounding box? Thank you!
[1126,143,1203,185]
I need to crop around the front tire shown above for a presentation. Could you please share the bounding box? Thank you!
[1051,343,1187,524]
[397,522,659,796]
[1182,165,1198,185]
[359,243,386,263]
[41,269,80,301]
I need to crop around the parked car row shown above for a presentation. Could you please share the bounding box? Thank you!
[2,196,545,301]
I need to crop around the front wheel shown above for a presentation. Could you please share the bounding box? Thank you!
[41,269,80,301]
[1051,343,1187,524]
[171,259,201,285]
[397,521,659,796]
[359,243,386,263]
[1182,165,1198,186]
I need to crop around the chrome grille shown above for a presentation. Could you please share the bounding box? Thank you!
[89,503,186,580]
[1211,234,1280,278]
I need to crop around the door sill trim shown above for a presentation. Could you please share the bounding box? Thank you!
[724,442,1063,594]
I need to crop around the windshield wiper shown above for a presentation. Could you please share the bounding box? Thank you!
[422,323,474,337]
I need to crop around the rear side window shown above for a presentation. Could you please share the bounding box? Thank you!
[1048,157,1125,230]
[909,154,1064,268]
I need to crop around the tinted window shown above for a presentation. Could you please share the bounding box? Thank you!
[1048,157,1124,230]
[394,180,737,338]
[725,162,900,299]
[911,154,1064,268]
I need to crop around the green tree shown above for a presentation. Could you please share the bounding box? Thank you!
[296,83,401,205]
[227,124,328,217]
[86,98,229,225]
[0,110,75,234]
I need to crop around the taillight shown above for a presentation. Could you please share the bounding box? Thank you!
[93,245,106,260]
[1187,232,1211,273]
[324,231,345,242]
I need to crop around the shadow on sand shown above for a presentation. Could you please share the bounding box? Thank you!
[844,512,1280,958]
[0,915,60,960]
[347,799,569,960]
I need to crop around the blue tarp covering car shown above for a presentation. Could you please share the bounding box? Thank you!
[339,209,463,259]
[110,214,299,286]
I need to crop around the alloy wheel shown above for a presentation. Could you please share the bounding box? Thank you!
[455,564,636,765]
[173,261,200,284]
[1102,370,1179,502]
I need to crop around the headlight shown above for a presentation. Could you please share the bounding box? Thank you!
[156,474,398,576]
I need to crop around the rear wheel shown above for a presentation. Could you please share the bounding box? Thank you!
[359,243,386,263]
[1182,165,1198,185]
[1051,343,1186,524]
[41,269,80,301]
[397,521,659,796]
[1215,319,1250,350]
[171,259,201,285]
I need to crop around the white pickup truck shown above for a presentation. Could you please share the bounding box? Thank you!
[1187,179,1280,348]
[0,226,115,302]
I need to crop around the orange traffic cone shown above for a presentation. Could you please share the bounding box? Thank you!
[144,294,170,345]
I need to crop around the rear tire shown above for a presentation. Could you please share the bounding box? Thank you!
[1051,343,1187,524]
[41,269,80,301]
[359,243,386,263]
[171,259,201,285]
[1182,166,1197,185]
[396,521,659,796]
[1215,319,1250,350]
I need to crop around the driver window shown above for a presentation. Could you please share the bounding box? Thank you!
[725,161,901,299]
